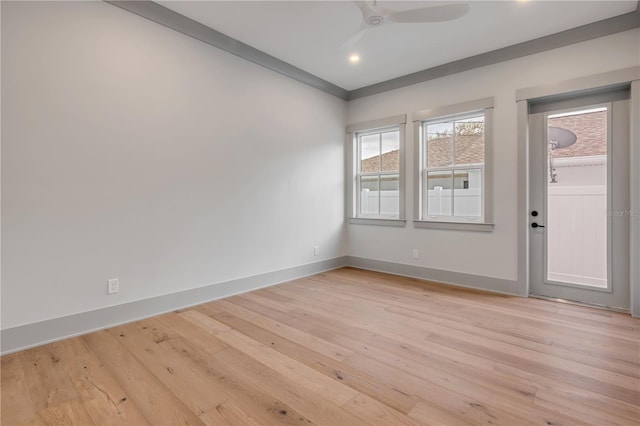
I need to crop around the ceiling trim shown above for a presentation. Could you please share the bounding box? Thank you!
[516,66,639,102]
[105,1,349,100]
[348,9,640,100]
[105,1,638,103]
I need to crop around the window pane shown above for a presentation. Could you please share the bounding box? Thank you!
[360,134,380,172]
[426,122,454,168]
[453,169,482,217]
[454,115,484,166]
[426,171,452,216]
[381,131,400,172]
[546,107,608,288]
[380,174,399,216]
[359,175,379,215]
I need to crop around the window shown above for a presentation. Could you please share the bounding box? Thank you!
[357,128,400,217]
[346,115,406,226]
[413,98,494,231]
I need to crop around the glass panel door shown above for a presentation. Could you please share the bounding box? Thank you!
[529,97,630,310]
[545,107,609,289]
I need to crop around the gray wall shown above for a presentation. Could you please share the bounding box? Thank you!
[1,1,346,329]
[346,28,640,286]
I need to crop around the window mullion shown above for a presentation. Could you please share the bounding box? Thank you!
[422,168,427,220]
[378,133,382,215]
[450,170,455,217]
[356,174,361,216]
[452,121,457,168]
[378,132,382,173]
[426,165,483,173]
[357,135,361,217]
[451,121,456,216]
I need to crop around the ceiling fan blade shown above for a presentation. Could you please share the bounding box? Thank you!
[387,3,470,23]
[353,1,374,20]
[339,22,368,51]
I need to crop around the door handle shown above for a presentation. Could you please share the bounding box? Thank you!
[531,223,545,229]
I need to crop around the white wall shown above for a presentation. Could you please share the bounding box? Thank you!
[346,28,640,282]
[1,1,346,329]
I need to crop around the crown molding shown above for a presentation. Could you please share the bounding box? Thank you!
[105,1,639,102]
[348,10,640,100]
[105,1,349,100]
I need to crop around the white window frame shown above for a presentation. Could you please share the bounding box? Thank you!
[413,98,494,232]
[346,114,406,226]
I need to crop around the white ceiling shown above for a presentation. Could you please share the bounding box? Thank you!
[159,1,637,91]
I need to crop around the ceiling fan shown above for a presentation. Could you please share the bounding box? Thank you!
[341,1,471,51]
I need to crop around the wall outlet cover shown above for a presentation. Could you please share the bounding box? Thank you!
[107,278,119,294]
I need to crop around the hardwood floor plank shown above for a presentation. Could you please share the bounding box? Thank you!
[196,405,233,426]
[252,306,583,425]
[1,354,43,425]
[18,345,81,413]
[179,310,232,334]
[35,399,95,426]
[178,310,359,407]
[209,299,353,361]
[239,291,297,313]
[198,401,256,426]
[287,273,640,356]
[325,268,640,336]
[286,305,639,424]
[271,277,640,394]
[120,316,323,425]
[158,333,317,425]
[344,352,543,425]
[341,393,423,426]
[407,401,474,426]
[119,316,316,425]
[208,310,420,414]
[494,360,640,422]
[212,345,366,425]
[82,329,205,425]
[3,267,639,426]
[110,321,228,416]
[48,337,149,426]
[152,313,231,355]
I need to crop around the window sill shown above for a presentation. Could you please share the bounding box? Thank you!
[413,220,494,232]
[349,218,407,227]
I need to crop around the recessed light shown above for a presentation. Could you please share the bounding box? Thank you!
[349,54,361,63]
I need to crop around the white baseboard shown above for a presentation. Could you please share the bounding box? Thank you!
[1,256,519,355]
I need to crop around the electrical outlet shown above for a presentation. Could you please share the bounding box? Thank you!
[314,246,320,256]
[412,249,419,259]
[107,278,119,294]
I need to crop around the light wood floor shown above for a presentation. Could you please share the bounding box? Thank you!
[2,267,639,425]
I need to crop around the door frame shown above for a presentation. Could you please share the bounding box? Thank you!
[529,100,631,308]
[515,66,640,316]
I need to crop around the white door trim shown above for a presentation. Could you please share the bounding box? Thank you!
[630,80,640,317]
[516,66,640,101]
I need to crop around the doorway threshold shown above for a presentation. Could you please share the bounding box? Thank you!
[529,294,630,314]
